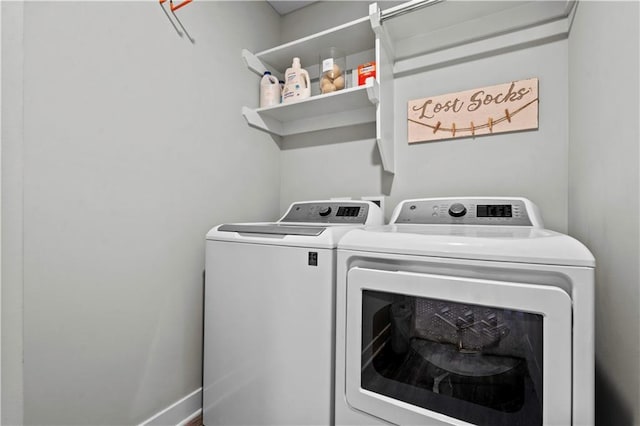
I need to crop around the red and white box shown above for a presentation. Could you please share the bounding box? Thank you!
[357,62,376,86]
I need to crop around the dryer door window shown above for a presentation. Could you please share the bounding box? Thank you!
[345,268,572,426]
[361,290,542,425]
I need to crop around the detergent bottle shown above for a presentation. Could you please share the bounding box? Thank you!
[282,57,311,104]
[259,71,281,108]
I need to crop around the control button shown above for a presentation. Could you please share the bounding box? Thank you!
[319,207,332,217]
[448,203,467,217]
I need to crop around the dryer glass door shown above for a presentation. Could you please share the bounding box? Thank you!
[345,267,572,426]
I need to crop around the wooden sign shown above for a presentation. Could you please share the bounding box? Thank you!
[407,78,538,143]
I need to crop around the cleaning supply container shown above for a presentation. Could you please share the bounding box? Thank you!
[282,57,310,104]
[259,71,281,108]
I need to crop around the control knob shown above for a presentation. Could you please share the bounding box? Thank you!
[319,206,332,217]
[448,203,467,218]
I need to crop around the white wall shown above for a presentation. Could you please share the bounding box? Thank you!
[568,2,640,425]
[280,2,569,232]
[3,1,281,424]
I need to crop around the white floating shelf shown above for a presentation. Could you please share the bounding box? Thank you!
[242,79,379,137]
[244,16,375,76]
[241,3,394,174]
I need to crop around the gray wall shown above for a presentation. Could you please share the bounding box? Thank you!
[568,2,640,425]
[280,3,569,232]
[2,2,25,425]
[390,40,569,231]
[3,1,639,425]
[3,1,281,424]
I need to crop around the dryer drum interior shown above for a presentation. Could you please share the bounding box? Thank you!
[361,290,544,426]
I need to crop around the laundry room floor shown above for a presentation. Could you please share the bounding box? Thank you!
[185,414,203,426]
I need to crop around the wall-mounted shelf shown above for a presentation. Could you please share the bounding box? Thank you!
[242,16,375,78]
[241,3,395,173]
[242,78,379,137]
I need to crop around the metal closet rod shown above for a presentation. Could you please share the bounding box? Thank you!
[380,0,443,22]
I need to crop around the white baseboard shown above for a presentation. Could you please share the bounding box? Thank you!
[138,388,202,426]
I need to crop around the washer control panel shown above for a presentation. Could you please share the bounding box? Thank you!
[281,201,372,224]
[393,198,537,226]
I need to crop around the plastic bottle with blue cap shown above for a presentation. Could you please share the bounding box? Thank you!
[260,71,281,108]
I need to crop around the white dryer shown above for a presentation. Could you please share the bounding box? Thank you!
[203,200,383,426]
[335,197,594,426]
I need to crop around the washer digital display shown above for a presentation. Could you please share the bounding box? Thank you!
[477,204,512,218]
[337,206,361,217]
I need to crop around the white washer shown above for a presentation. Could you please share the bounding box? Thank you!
[335,197,594,426]
[203,200,383,426]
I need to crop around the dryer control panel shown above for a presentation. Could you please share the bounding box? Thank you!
[281,201,377,224]
[392,197,543,227]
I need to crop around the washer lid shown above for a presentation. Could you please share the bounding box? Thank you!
[208,222,361,249]
[338,225,595,267]
[206,200,384,249]
[218,224,326,236]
